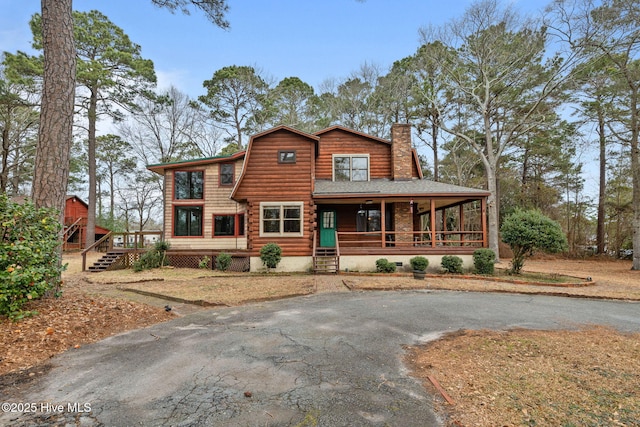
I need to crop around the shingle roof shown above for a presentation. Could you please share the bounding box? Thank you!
[313,179,489,197]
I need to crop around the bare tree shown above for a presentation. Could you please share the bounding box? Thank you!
[120,86,215,164]
[418,0,579,256]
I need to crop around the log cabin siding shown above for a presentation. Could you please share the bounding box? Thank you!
[233,129,316,257]
[411,153,422,178]
[164,158,246,250]
[315,129,392,180]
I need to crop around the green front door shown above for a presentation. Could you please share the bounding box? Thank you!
[319,210,336,247]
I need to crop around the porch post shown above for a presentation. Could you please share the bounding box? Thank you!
[430,198,436,248]
[459,204,465,245]
[380,199,386,248]
[481,198,488,247]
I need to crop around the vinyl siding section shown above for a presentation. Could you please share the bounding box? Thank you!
[164,158,247,250]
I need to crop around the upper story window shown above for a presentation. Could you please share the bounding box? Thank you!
[333,155,369,181]
[219,163,234,186]
[278,150,297,164]
[174,171,203,199]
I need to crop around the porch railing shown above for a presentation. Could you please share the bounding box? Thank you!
[337,230,484,248]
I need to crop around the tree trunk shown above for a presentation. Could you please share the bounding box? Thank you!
[630,89,640,271]
[596,107,606,255]
[1,116,10,193]
[109,164,115,223]
[431,119,439,181]
[86,87,97,248]
[32,0,75,220]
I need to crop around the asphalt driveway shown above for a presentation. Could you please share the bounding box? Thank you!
[2,290,639,426]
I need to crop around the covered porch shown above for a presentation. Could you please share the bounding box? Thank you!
[315,197,487,256]
[312,179,490,258]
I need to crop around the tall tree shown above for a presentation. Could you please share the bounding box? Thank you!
[571,56,619,254]
[418,0,576,257]
[263,76,317,132]
[32,0,75,227]
[95,134,137,225]
[549,0,640,269]
[198,65,269,149]
[411,41,455,182]
[30,0,228,279]
[0,71,39,195]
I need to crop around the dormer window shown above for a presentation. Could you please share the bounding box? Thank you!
[333,154,369,181]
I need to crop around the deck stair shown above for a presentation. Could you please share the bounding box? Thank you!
[313,247,339,274]
[63,217,82,242]
[88,250,126,272]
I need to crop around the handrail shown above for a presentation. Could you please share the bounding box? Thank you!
[312,228,317,256]
[334,230,340,257]
[81,231,112,271]
[62,217,82,241]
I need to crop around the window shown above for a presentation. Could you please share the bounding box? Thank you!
[278,150,297,164]
[260,202,303,236]
[213,213,245,237]
[333,155,369,181]
[356,208,381,232]
[219,163,234,186]
[174,206,203,237]
[174,171,203,199]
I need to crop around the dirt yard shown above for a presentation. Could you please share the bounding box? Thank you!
[1,254,638,426]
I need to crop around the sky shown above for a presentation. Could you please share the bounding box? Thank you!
[1,0,599,193]
[0,0,545,99]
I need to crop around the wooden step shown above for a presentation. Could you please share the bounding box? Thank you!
[88,251,125,272]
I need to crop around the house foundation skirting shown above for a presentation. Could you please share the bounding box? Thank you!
[249,254,474,273]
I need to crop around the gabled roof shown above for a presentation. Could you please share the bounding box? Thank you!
[66,194,88,207]
[313,179,490,198]
[315,125,424,179]
[230,126,320,200]
[314,125,390,145]
[147,151,246,174]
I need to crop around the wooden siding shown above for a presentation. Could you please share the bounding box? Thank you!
[164,158,246,250]
[233,129,316,256]
[315,128,392,180]
[411,152,422,178]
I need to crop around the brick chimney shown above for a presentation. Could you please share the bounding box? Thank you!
[391,123,412,180]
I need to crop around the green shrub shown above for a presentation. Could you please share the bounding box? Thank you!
[375,258,397,273]
[216,252,232,271]
[133,240,170,272]
[260,242,282,270]
[198,256,211,269]
[473,248,496,275]
[441,255,463,274]
[501,209,568,274]
[0,195,65,320]
[409,256,429,272]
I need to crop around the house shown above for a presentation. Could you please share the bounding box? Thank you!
[63,195,110,251]
[147,124,490,272]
